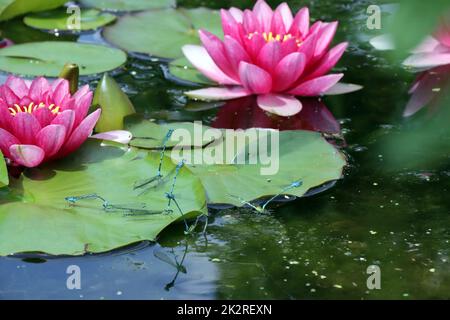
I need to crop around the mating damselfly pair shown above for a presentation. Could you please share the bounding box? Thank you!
[65,130,185,216]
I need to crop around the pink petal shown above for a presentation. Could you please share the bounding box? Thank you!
[59,109,101,157]
[72,84,90,101]
[275,2,294,31]
[298,29,319,61]
[185,86,251,101]
[273,52,306,91]
[257,40,281,72]
[403,53,450,70]
[243,32,265,59]
[182,45,240,85]
[221,9,243,42]
[224,36,251,74]
[29,77,50,103]
[11,112,41,144]
[33,107,55,127]
[324,83,363,95]
[253,0,273,32]
[18,96,32,107]
[411,37,441,53]
[280,36,299,56]
[369,34,395,51]
[5,76,29,99]
[314,22,338,59]
[0,85,20,106]
[270,9,286,35]
[73,91,93,127]
[0,128,20,158]
[51,109,76,136]
[90,130,133,144]
[289,7,309,38]
[289,74,344,96]
[239,62,273,94]
[52,79,70,106]
[243,9,260,34]
[257,94,302,116]
[0,99,13,131]
[36,124,66,157]
[9,144,45,168]
[306,42,348,79]
[229,7,244,23]
[199,30,237,79]
[403,70,446,117]
[51,78,66,91]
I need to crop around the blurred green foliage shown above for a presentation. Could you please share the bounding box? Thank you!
[389,0,450,57]
[383,0,450,170]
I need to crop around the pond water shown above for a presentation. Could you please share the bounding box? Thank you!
[0,0,449,299]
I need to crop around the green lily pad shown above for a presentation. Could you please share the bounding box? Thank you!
[80,0,175,12]
[125,116,222,149]
[0,152,8,188]
[103,8,222,59]
[171,129,347,207]
[0,140,206,256]
[0,41,127,77]
[168,57,215,85]
[0,0,67,21]
[23,8,116,31]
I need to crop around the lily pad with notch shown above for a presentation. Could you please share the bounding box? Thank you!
[0,140,207,256]
[103,8,222,59]
[0,41,127,77]
[23,8,116,31]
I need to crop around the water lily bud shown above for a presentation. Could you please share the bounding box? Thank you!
[58,63,79,95]
[92,73,136,132]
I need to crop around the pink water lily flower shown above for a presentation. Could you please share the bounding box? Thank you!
[402,20,450,116]
[0,76,101,168]
[183,0,361,117]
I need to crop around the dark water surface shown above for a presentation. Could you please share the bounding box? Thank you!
[0,0,449,299]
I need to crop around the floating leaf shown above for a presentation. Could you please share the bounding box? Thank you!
[23,8,116,31]
[0,152,8,188]
[171,129,346,207]
[80,0,175,12]
[103,8,222,59]
[0,18,77,43]
[93,73,136,132]
[0,41,127,76]
[0,0,67,21]
[168,57,215,85]
[0,140,206,256]
[125,116,222,149]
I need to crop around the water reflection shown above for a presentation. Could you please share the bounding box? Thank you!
[154,241,188,291]
[404,65,450,117]
[210,96,341,135]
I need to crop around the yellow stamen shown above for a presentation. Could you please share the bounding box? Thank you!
[7,101,62,116]
[250,32,301,46]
